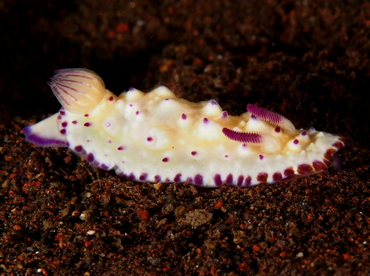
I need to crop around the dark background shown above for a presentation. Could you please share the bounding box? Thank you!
[1,0,369,275]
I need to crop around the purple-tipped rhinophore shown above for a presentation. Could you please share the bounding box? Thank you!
[247,104,296,133]
[247,104,284,125]
[222,128,263,144]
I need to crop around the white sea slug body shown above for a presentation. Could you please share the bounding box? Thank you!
[23,68,345,187]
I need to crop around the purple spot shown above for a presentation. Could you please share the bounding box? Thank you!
[221,111,228,118]
[57,115,62,120]
[181,113,187,120]
[84,114,89,117]
[194,174,203,185]
[84,122,91,127]
[154,175,161,182]
[72,120,77,124]
[191,151,197,156]
[105,122,111,127]
[275,126,281,133]
[301,131,307,136]
[214,174,222,186]
[237,175,244,186]
[117,146,125,151]
[107,140,112,144]
[210,100,217,105]
[225,174,233,184]
[128,173,135,180]
[165,98,170,101]
[87,139,90,143]
[109,96,114,101]
[257,172,268,183]
[136,111,140,115]
[74,145,83,152]
[293,139,299,144]
[60,129,66,135]
[259,154,264,160]
[162,157,169,162]
[61,121,68,127]
[224,155,229,158]
[174,174,182,182]
[244,176,252,186]
[139,173,148,181]
[60,110,66,116]
[242,143,247,148]
[100,164,110,170]
[147,137,153,142]
[129,104,133,107]
[273,172,283,182]
[87,153,95,162]
[203,118,209,124]
[251,114,257,119]
[310,127,315,131]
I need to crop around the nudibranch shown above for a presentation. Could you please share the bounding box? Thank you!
[23,68,345,187]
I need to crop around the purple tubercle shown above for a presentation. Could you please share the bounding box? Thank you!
[301,131,307,136]
[60,129,66,135]
[117,146,125,151]
[60,110,66,116]
[237,175,244,186]
[84,122,91,127]
[139,173,148,181]
[273,172,283,182]
[293,139,299,144]
[61,121,68,127]
[257,172,268,183]
[275,126,281,133]
[174,174,182,182]
[203,118,209,124]
[100,164,110,170]
[194,174,203,186]
[181,113,187,120]
[222,128,263,144]
[259,154,264,160]
[221,111,228,118]
[162,157,169,162]
[72,120,77,124]
[210,100,217,105]
[75,145,83,152]
[86,153,95,162]
[136,111,140,115]
[244,176,252,187]
[147,137,153,142]
[214,174,222,187]
[247,104,283,125]
[225,174,233,184]
[109,96,114,101]
[154,175,161,182]
[191,151,197,156]
[224,154,229,158]
[84,114,89,117]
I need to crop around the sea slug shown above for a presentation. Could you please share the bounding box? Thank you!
[23,68,345,187]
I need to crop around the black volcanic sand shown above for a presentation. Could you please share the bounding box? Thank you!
[1,1,370,275]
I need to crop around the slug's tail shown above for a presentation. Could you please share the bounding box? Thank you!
[48,68,107,114]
